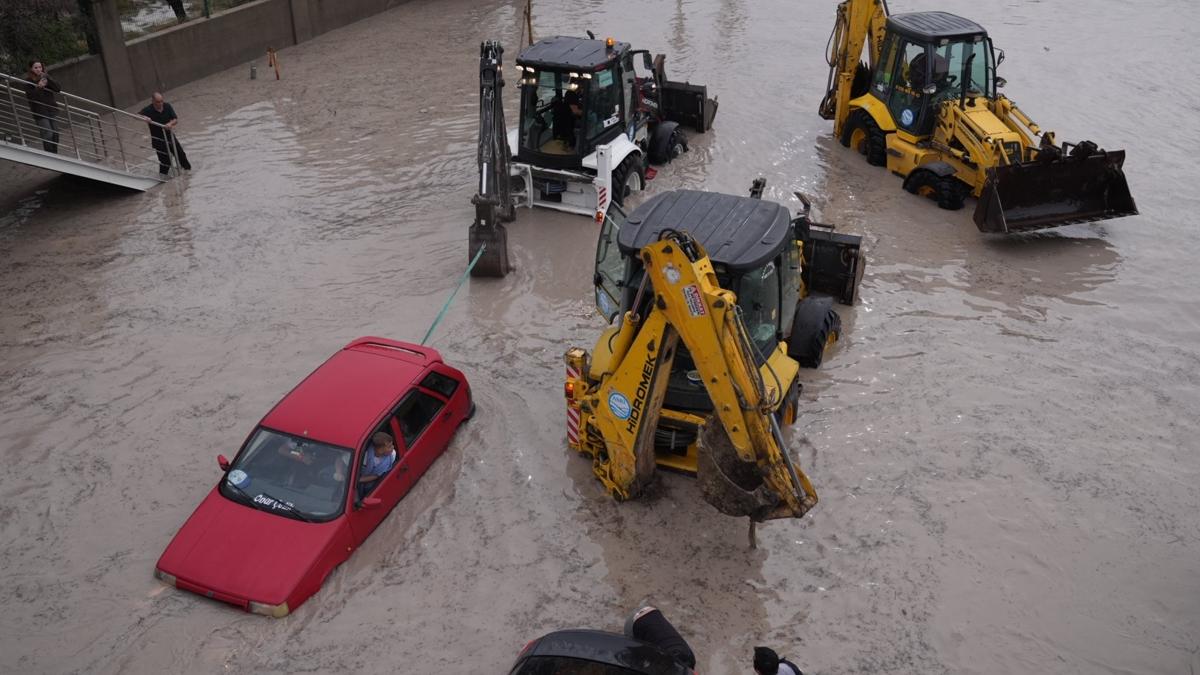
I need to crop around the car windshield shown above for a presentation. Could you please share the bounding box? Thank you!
[219,427,351,521]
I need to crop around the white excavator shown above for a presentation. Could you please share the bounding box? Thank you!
[469,37,717,276]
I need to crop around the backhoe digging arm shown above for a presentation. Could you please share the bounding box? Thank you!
[469,40,513,277]
[567,232,818,522]
[819,0,889,138]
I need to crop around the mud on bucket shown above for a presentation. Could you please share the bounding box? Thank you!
[696,423,779,521]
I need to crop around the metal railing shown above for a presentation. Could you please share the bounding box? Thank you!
[0,71,179,180]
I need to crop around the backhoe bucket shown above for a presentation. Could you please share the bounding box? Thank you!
[974,150,1137,234]
[695,423,781,521]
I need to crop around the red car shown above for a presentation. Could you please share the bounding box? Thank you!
[154,337,473,617]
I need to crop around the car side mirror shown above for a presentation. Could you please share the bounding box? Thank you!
[359,497,382,510]
[217,454,230,471]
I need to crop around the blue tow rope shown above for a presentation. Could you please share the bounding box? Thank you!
[421,244,486,346]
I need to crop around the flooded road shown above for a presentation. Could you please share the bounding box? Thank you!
[2,0,1199,672]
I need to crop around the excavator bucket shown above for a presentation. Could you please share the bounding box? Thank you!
[695,423,782,521]
[974,149,1137,234]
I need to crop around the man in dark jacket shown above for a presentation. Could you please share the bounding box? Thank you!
[23,61,61,153]
[139,92,192,175]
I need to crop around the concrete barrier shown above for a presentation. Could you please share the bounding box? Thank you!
[46,0,411,110]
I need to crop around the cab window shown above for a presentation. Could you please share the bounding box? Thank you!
[736,261,782,359]
[594,203,627,322]
[394,390,445,446]
[586,66,622,140]
[871,33,900,98]
[889,40,928,132]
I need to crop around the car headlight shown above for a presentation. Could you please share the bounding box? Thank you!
[153,569,177,587]
[248,600,290,618]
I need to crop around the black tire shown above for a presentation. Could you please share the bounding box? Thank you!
[904,170,966,211]
[787,296,842,369]
[841,109,887,167]
[611,155,644,208]
[650,123,688,164]
[774,376,802,427]
[935,175,966,210]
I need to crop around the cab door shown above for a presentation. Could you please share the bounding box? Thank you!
[346,431,406,543]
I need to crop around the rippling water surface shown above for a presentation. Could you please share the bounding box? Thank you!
[2,0,1198,673]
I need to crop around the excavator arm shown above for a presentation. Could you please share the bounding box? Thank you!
[819,0,889,138]
[469,40,515,277]
[565,231,817,522]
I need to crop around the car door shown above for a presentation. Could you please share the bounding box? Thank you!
[394,383,450,481]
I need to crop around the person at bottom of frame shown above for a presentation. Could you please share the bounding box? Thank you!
[753,646,804,675]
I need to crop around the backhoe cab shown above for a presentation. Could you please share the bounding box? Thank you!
[820,3,1137,233]
[565,184,864,522]
[469,36,717,277]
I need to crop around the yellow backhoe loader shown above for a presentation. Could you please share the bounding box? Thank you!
[819,0,1137,233]
[564,183,864,522]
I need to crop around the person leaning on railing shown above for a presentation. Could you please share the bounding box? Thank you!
[23,61,61,154]
[139,92,192,176]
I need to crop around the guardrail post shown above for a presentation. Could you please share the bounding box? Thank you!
[64,97,81,159]
[4,81,30,147]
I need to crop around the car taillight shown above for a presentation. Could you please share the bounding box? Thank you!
[518,639,535,657]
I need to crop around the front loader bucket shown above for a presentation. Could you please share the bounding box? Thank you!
[662,80,718,133]
[695,423,781,521]
[974,150,1137,234]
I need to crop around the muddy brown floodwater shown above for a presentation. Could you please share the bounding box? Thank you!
[2,0,1199,673]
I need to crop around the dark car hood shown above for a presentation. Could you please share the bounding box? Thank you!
[156,486,341,605]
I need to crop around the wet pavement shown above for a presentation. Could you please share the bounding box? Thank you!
[2,0,1199,673]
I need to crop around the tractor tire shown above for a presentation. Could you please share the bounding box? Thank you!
[612,155,644,208]
[774,376,802,427]
[650,124,688,164]
[935,176,966,210]
[904,170,967,211]
[841,109,887,167]
[787,296,842,369]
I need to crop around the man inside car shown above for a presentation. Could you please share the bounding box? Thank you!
[357,432,397,499]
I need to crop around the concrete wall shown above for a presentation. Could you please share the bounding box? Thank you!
[48,0,410,110]
[48,53,112,106]
[126,0,295,98]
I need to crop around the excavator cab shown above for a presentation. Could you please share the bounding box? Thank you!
[514,37,632,171]
[872,16,995,137]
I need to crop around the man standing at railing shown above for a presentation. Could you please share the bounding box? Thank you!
[22,61,61,154]
[139,92,192,176]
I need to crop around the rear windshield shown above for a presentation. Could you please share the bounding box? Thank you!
[219,427,352,522]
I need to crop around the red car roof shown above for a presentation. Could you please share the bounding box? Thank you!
[260,338,442,449]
